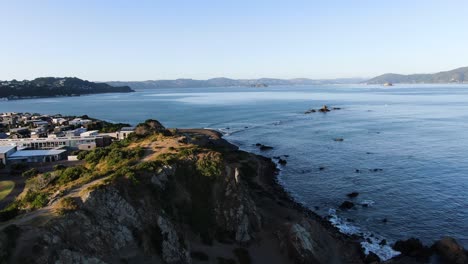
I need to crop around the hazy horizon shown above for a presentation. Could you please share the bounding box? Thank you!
[2,0,468,81]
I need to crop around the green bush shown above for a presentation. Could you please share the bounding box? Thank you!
[57,197,78,215]
[22,190,48,209]
[56,166,86,185]
[80,148,110,164]
[21,168,39,177]
[53,164,66,171]
[106,147,143,166]
[196,152,223,178]
[179,148,196,157]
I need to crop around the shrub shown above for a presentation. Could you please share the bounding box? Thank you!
[80,148,110,164]
[133,119,167,137]
[53,164,66,171]
[56,166,86,185]
[196,152,223,178]
[22,190,48,209]
[21,168,39,178]
[106,147,143,166]
[57,197,78,215]
[179,147,196,157]
[26,172,56,191]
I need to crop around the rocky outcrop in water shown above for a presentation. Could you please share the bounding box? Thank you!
[305,105,342,114]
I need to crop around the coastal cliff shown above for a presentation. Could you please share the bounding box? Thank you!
[0,120,465,263]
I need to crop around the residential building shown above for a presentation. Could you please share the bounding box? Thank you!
[80,130,98,137]
[116,127,135,140]
[0,136,106,149]
[69,118,92,126]
[0,146,17,165]
[8,149,67,163]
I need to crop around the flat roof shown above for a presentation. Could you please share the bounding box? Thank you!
[0,146,16,153]
[9,149,66,158]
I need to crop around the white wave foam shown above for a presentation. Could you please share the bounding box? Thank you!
[328,209,362,235]
[360,200,375,207]
[327,209,400,261]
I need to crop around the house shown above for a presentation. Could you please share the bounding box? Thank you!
[1,116,17,126]
[52,118,67,125]
[0,146,17,165]
[69,118,92,126]
[8,149,67,163]
[116,127,135,140]
[0,136,102,149]
[9,127,30,138]
[80,130,98,137]
[29,120,49,127]
[65,128,87,137]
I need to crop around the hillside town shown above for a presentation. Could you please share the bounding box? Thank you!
[0,112,134,165]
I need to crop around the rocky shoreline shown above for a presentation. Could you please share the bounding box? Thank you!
[241,136,468,264]
[0,121,465,264]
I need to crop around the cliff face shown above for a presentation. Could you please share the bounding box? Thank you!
[0,127,365,264]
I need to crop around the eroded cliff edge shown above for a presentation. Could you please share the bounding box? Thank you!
[0,120,465,264]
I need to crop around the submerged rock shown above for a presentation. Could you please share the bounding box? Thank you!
[257,144,273,151]
[304,105,341,114]
[346,192,359,198]
[278,159,287,166]
[339,201,355,210]
[304,109,317,114]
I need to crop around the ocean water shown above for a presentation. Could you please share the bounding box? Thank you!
[1,84,467,259]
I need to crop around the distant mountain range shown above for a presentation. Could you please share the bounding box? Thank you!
[106,77,366,89]
[0,77,134,99]
[366,66,468,84]
[4,66,467,99]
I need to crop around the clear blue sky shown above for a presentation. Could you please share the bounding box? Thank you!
[1,0,468,81]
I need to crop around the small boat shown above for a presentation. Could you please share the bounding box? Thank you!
[383,82,393,86]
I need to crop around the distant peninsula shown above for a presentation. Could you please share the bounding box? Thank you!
[366,66,468,84]
[106,77,365,89]
[0,77,134,100]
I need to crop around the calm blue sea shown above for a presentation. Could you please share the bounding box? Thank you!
[1,84,467,259]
